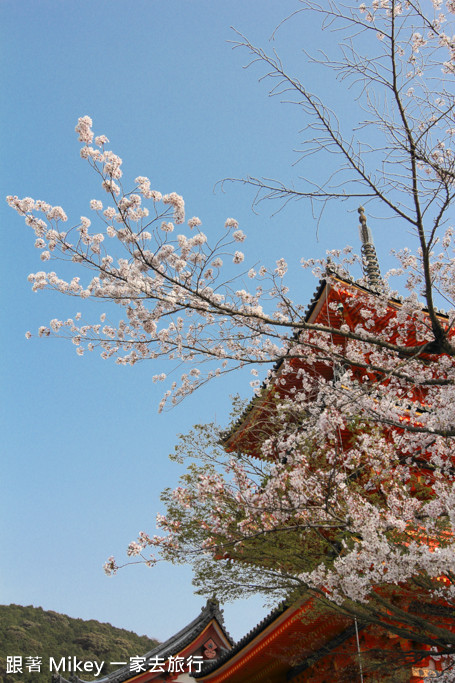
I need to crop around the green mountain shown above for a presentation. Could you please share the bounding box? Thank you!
[0,604,159,683]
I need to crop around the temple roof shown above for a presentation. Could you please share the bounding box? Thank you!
[133,597,231,667]
[193,599,290,678]
[137,598,230,664]
[222,270,451,454]
[193,593,353,682]
[51,599,232,683]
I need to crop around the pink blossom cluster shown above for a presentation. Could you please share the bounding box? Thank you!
[9,118,299,408]
[356,0,455,76]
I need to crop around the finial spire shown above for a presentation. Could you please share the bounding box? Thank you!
[358,206,382,289]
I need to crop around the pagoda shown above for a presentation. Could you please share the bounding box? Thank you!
[192,211,455,681]
[56,212,455,682]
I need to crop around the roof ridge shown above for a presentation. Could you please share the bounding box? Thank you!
[51,599,232,683]
[193,598,295,677]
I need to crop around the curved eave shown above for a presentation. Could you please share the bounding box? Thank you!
[194,595,350,683]
[222,274,452,456]
[52,600,233,683]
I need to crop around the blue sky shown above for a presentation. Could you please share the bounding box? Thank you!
[1,0,403,645]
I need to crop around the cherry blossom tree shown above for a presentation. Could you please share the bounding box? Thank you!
[121,387,455,677]
[7,0,455,678]
[7,1,455,409]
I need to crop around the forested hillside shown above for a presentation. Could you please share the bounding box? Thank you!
[0,604,159,683]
